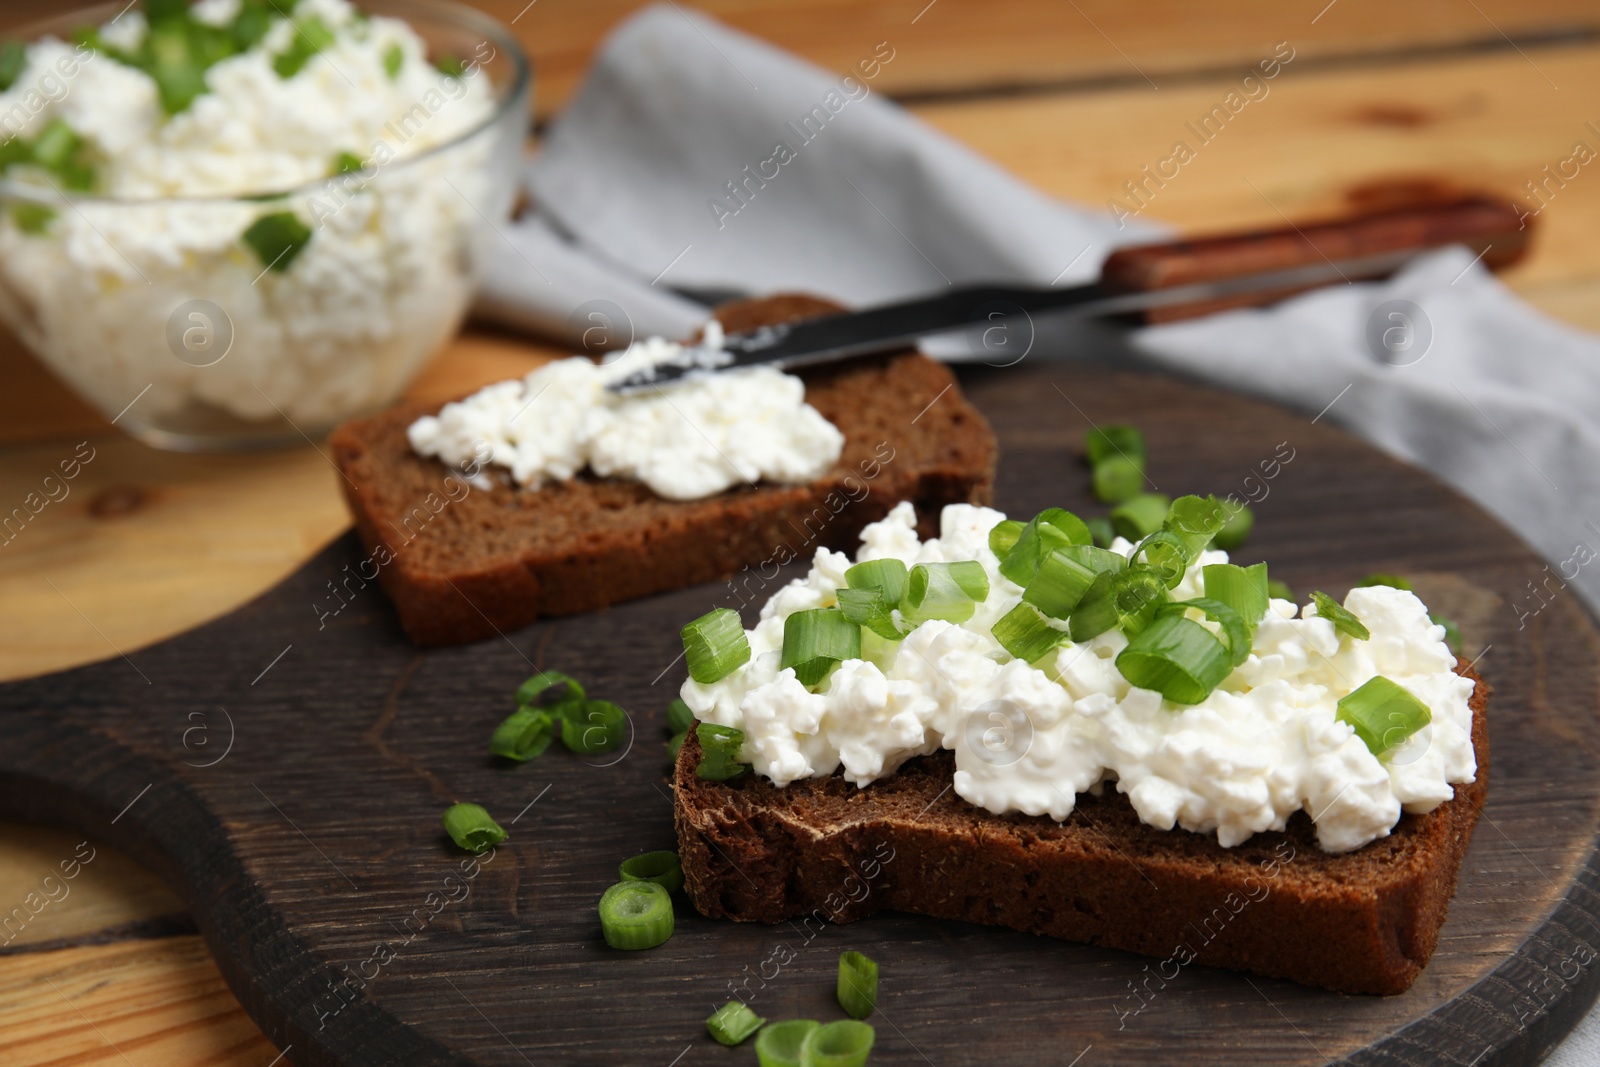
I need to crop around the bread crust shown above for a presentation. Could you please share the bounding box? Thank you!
[674,661,1490,996]
[328,295,997,646]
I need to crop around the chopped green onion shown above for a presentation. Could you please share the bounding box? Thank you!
[666,730,687,761]
[10,202,54,234]
[846,558,909,604]
[707,1000,765,1046]
[273,15,336,78]
[803,1019,876,1067]
[903,561,989,625]
[560,699,628,754]
[1085,424,1146,466]
[1086,516,1115,548]
[1203,562,1269,635]
[999,508,1091,586]
[1431,612,1463,655]
[836,586,906,641]
[1109,493,1170,541]
[1130,529,1190,589]
[436,53,467,77]
[1116,614,1232,704]
[598,880,674,950]
[1267,578,1295,602]
[230,1,274,51]
[695,723,749,781]
[0,40,24,92]
[1336,676,1431,757]
[382,41,403,79]
[242,211,312,272]
[441,802,507,853]
[993,601,1069,663]
[1213,500,1255,550]
[1068,567,1168,641]
[681,608,751,683]
[781,607,860,685]
[666,697,695,735]
[1163,494,1229,557]
[988,519,1024,559]
[756,1020,820,1067]
[619,850,683,893]
[1357,573,1414,591]
[1093,454,1144,503]
[488,707,555,761]
[331,150,365,175]
[1059,543,1127,576]
[1311,590,1371,641]
[29,119,77,171]
[515,669,585,707]
[837,951,879,1019]
[1023,548,1099,618]
[1162,596,1251,668]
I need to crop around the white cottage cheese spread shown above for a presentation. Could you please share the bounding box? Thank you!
[407,322,846,501]
[0,0,501,427]
[681,501,1477,853]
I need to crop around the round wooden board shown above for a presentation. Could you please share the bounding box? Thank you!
[3,362,1598,1067]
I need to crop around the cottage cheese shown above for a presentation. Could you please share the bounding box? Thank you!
[681,502,1478,853]
[407,322,845,500]
[0,0,505,428]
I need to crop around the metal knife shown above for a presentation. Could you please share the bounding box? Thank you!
[608,195,1527,394]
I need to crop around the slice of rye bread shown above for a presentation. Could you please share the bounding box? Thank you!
[328,294,996,646]
[674,661,1490,996]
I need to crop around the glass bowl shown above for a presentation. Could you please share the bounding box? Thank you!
[0,0,530,451]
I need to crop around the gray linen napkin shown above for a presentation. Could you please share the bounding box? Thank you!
[475,7,1600,1058]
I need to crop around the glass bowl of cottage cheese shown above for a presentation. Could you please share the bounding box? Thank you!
[0,0,529,449]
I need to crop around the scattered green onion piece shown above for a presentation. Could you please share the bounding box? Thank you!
[488,706,555,761]
[560,699,628,754]
[666,730,687,761]
[1357,573,1414,591]
[0,134,30,171]
[781,607,860,685]
[988,519,1024,559]
[619,850,683,893]
[1203,562,1270,635]
[597,880,674,950]
[1267,578,1295,602]
[1023,548,1099,618]
[0,40,24,92]
[1310,590,1371,641]
[230,1,274,51]
[666,697,695,735]
[681,607,751,683]
[1093,454,1144,503]
[837,586,906,641]
[242,211,312,272]
[1086,516,1115,549]
[382,41,404,79]
[1116,614,1232,704]
[1068,567,1168,641]
[441,802,507,853]
[1213,500,1255,550]
[1109,493,1170,542]
[273,15,335,78]
[999,509,1091,586]
[706,1000,765,1046]
[902,562,988,625]
[695,723,750,781]
[756,1020,821,1067]
[436,52,467,77]
[1059,543,1127,576]
[803,1019,876,1067]
[29,119,80,171]
[1163,494,1229,557]
[10,202,54,234]
[1431,612,1463,655]
[1161,596,1251,668]
[993,601,1069,663]
[846,557,908,604]
[515,669,585,707]
[331,150,365,176]
[1085,424,1146,466]
[1130,529,1190,589]
[1336,676,1431,758]
[837,951,879,1019]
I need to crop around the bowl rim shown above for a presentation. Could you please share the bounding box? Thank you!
[0,0,532,206]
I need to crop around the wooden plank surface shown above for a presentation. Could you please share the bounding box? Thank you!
[3,0,1600,1063]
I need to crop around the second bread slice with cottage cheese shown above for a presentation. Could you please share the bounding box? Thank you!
[673,660,1488,996]
[328,295,997,646]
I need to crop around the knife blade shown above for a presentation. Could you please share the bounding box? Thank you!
[606,195,1527,394]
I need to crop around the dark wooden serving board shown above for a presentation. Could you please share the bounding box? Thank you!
[4,362,1600,1067]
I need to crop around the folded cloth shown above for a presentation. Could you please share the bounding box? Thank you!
[477,5,1600,626]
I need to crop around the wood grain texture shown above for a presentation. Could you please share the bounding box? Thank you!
[2,363,1600,1066]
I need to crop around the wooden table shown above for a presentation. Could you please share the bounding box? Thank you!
[3,0,1598,1062]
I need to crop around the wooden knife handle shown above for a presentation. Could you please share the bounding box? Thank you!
[1100,195,1532,324]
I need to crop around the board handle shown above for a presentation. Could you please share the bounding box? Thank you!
[1101,195,1532,323]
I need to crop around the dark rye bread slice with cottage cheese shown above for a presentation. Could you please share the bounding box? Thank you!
[674,660,1489,996]
[328,294,996,646]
